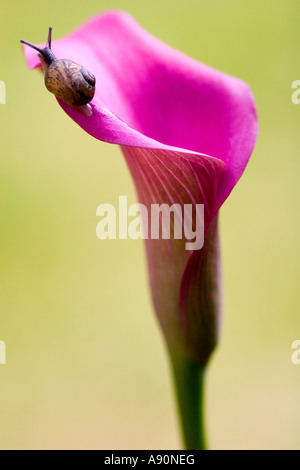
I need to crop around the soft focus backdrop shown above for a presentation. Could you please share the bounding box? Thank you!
[1,0,299,450]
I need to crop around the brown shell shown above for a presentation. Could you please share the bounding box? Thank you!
[44,59,96,106]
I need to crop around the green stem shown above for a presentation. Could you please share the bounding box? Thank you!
[170,354,207,450]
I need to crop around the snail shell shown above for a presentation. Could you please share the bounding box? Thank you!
[21,27,96,115]
[45,59,96,107]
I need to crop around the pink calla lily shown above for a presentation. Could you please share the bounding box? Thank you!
[22,10,257,365]
[22,10,258,449]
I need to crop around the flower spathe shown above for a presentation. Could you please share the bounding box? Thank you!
[22,11,258,367]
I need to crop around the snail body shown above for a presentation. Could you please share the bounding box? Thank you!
[21,27,95,115]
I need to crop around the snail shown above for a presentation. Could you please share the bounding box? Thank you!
[20,27,95,116]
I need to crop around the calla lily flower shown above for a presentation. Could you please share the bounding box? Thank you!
[22,11,258,449]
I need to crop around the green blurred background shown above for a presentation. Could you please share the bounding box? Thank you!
[1,0,299,450]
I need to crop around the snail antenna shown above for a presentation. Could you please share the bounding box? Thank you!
[47,27,53,49]
[20,40,43,54]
